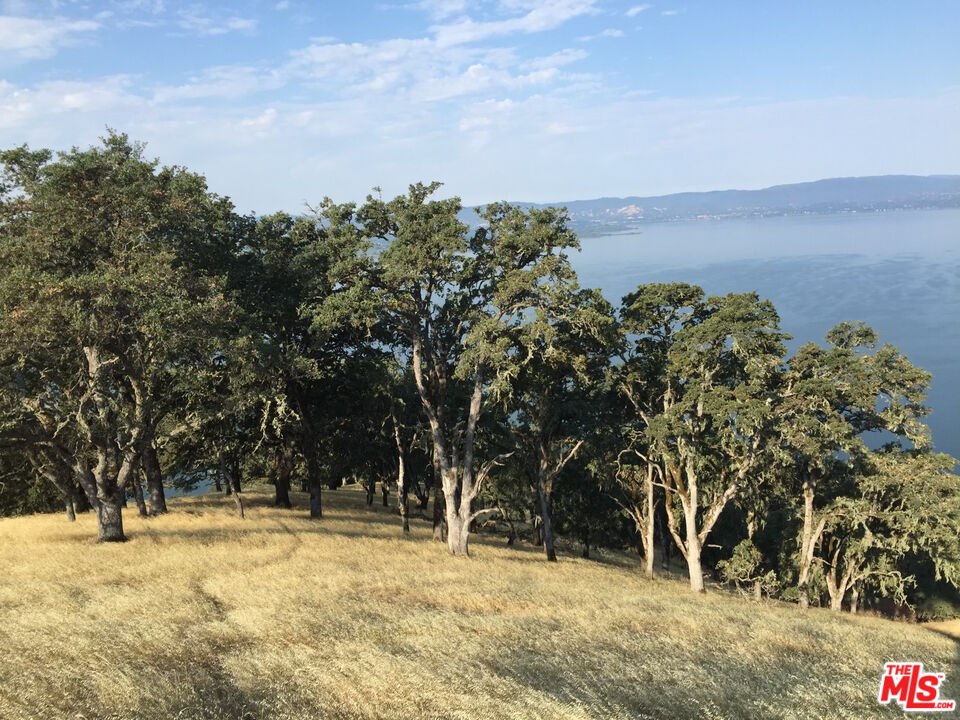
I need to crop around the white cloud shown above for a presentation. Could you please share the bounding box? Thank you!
[431,0,598,47]
[413,63,559,102]
[524,48,587,70]
[153,65,284,102]
[661,9,678,16]
[0,15,99,61]
[240,107,277,128]
[0,75,140,129]
[286,34,582,101]
[287,37,437,87]
[177,9,257,36]
[577,28,623,41]
[413,0,470,19]
[458,115,492,131]
[113,0,166,13]
[2,2,957,212]
[545,120,584,134]
[4,83,960,210]
[626,4,651,16]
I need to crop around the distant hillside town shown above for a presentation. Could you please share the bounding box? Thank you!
[468,175,960,234]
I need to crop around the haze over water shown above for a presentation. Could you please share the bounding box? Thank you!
[573,208,960,459]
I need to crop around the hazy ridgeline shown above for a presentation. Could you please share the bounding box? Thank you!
[2,133,959,622]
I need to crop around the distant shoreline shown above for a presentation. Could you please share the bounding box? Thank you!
[574,204,960,237]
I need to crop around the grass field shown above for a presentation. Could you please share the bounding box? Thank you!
[0,485,957,720]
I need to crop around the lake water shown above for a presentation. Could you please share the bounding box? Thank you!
[572,209,960,460]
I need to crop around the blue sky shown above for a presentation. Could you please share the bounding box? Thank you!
[1,0,958,211]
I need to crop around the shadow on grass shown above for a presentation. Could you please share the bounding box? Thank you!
[482,629,936,720]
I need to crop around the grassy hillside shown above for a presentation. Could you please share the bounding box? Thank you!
[0,486,957,720]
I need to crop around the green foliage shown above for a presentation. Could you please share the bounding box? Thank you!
[717,540,780,597]
[0,130,957,616]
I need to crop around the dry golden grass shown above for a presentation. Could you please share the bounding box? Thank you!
[0,485,957,720]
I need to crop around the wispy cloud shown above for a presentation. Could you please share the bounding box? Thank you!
[238,107,277,137]
[0,75,140,129]
[112,0,166,13]
[577,28,624,42]
[286,33,584,101]
[0,15,99,61]
[431,0,598,47]
[177,8,257,36]
[153,65,285,102]
[2,0,957,212]
[524,48,588,70]
[412,0,469,20]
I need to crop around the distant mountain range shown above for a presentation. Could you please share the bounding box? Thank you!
[467,175,960,234]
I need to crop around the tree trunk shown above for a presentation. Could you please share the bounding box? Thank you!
[395,432,409,534]
[231,458,242,493]
[298,441,323,518]
[431,454,444,541]
[824,548,847,613]
[440,461,471,556]
[499,504,517,546]
[400,491,410,534]
[537,467,557,562]
[684,502,705,593]
[73,483,90,514]
[274,446,292,509]
[643,528,655,578]
[657,508,671,571]
[532,502,543,546]
[446,509,470,555]
[643,464,656,579]
[850,584,860,615]
[220,452,232,496]
[753,581,762,601]
[142,444,167,515]
[656,510,673,570]
[366,480,375,506]
[797,481,816,610]
[64,495,76,522]
[218,453,245,518]
[275,471,291,508]
[381,481,389,507]
[75,460,100,513]
[96,496,125,542]
[132,471,148,518]
[108,448,127,508]
[220,451,244,517]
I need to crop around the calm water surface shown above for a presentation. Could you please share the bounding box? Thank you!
[573,209,960,459]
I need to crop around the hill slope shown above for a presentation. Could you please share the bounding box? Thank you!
[464,175,960,233]
[0,486,957,720]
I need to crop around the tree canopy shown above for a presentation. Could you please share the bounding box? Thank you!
[1,133,958,618]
